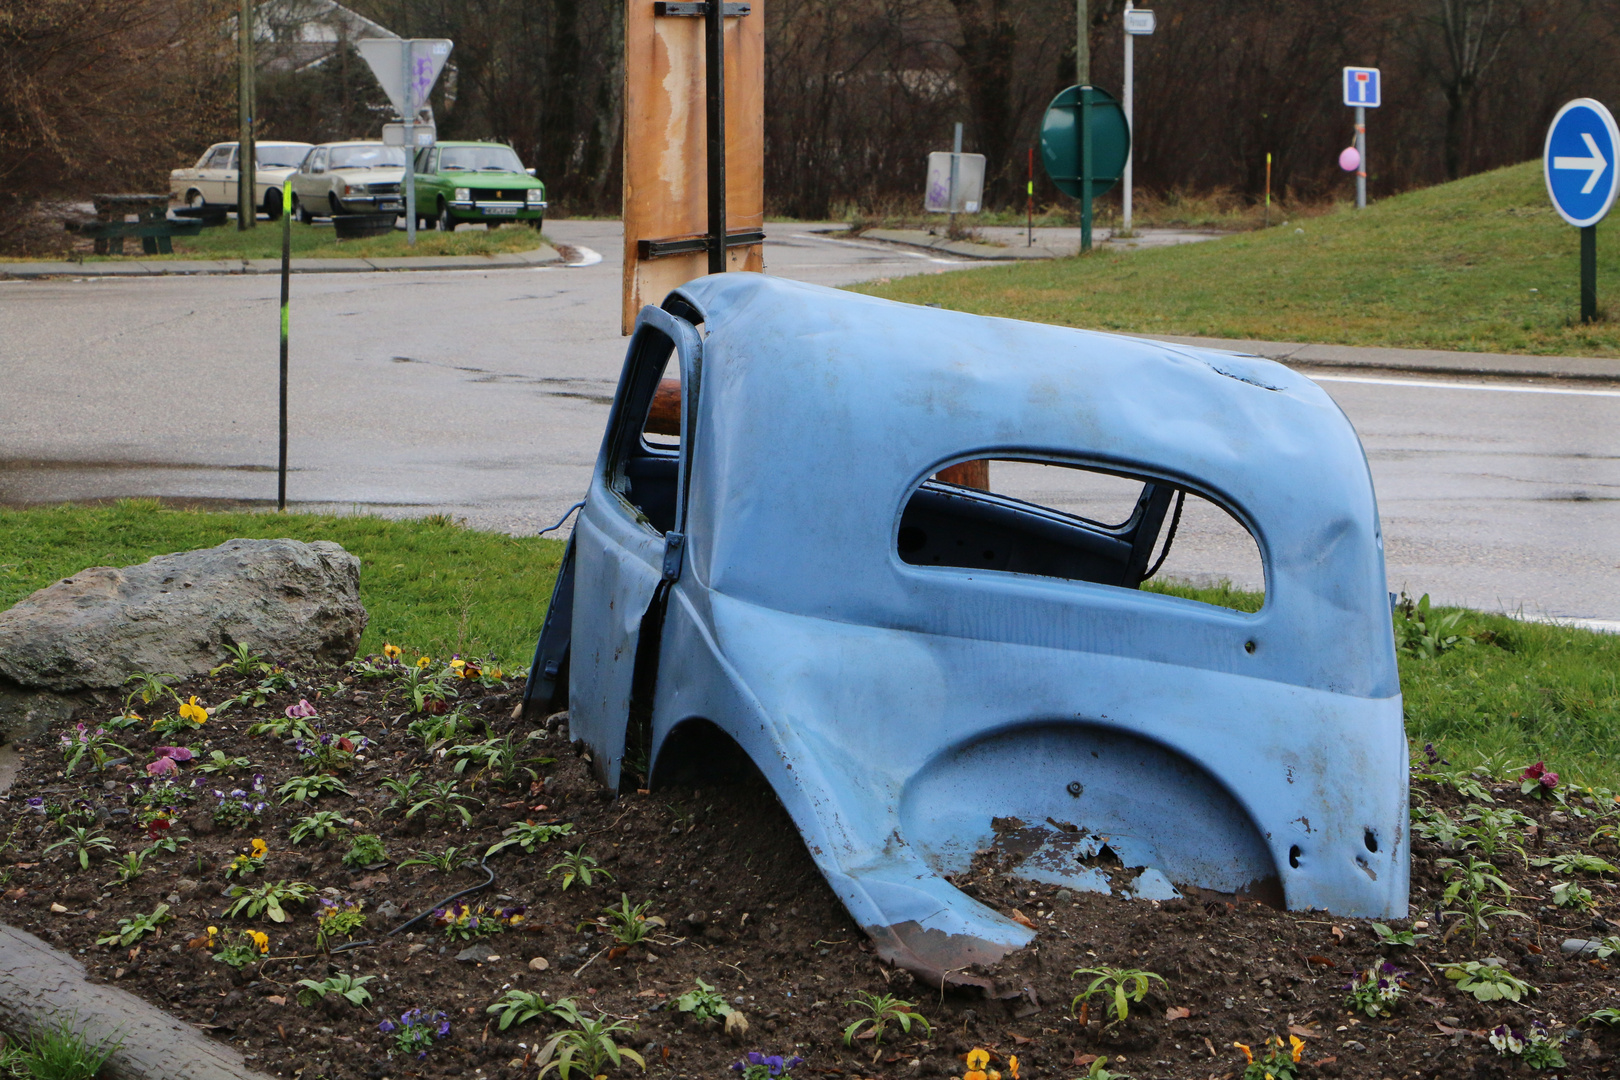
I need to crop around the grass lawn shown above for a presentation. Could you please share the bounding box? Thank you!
[0,501,563,668]
[3,503,1616,788]
[73,221,549,262]
[856,160,1620,357]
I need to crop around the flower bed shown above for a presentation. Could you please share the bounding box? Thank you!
[1,654,1619,1079]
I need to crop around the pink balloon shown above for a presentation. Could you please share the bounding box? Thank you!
[1339,146,1361,172]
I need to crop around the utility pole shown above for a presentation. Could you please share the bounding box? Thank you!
[237,0,256,230]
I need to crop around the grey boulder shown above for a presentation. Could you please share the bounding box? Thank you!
[0,538,367,735]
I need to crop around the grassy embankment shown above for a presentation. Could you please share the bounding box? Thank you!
[856,159,1620,357]
[4,501,1619,788]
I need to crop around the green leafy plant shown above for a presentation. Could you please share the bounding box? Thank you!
[108,848,150,886]
[380,1008,450,1058]
[211,642,274,678]
[246,711,317,741]
[195,749,254,775]
[448,733,552,786]
[593,894,665,947]
[1583,1007,1620,1027]
[433,900,525,940]
[486,989,574,1031]
[1235,1035,1304,1080]
[1370,922,1427,948]
[58,723,130,775]
[1444,959,1535,1002]
[211,927,269,968]
[398,845,473,874]
[1533,851,1618,876]
[400,663,456,714]
[671,978,735,1023]
[841,991,930,1046]
[1079,1056,1131,1080]
[122,671,178,712]
[487,820,575,858]
[1345,963,1405,1018]
[1394,592,1468,659]
[343,833,388,868]
[1552,880,1596,909]
[548,847,612,890]
[380,771,425,814]
[315,898,368,951]
[295,972,376,1008]
[43,825,117,870]
[1457,806,1533,864]
[95,903,172,947]
[276,774,350,804]
[289,810,353,844]
[1409,805,1466,846]
[1439,856,1527,944]
[1490,1022,1567,1070]
[225,879,314,923]
[534,1000,646,1080]
[406,780,478,826]
[0,1014,122,1080]
[1070,967,1167,1025]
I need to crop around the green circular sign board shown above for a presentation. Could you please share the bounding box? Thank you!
[1040,85,1130,200]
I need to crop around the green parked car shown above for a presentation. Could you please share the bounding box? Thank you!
[412,141,547,231]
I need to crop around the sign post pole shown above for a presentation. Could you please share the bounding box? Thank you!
[1122,4,1133,235]
[1355,105,1366,209]
[358,39,453,246]
[1077,0,1091,252]
[949,123,962,236]
[1583,225,1598,323]
[403,44,417,246]
[1543,98,1617,325]
[278,179,292,512]
[1342,67,1380,210]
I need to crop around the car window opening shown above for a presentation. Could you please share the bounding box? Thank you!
[899,459,1265,612]
[611,334,682,535]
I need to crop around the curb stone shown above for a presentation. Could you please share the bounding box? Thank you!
[0,244,562,279]
[0,922,275,1080]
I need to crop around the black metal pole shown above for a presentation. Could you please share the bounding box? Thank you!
[705,0,726,273]
[278,181,291,511]
[1582,224,1597,324]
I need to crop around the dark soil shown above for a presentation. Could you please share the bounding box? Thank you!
[2,664,1619,1080]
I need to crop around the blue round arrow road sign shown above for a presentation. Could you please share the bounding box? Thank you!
[1544,98,1619,228]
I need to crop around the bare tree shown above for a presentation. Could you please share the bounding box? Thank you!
[1409,0,1520,179]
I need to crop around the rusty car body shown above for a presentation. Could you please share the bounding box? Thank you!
[525,273,1409,987]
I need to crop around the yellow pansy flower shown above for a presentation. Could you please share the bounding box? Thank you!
[416,656,432,669]
[250,838,268,859]
[1289,1036,1305,1062]
[248,930,269,954]
[178,696,208,724]
[383,643,401,660]
[1233,1042,1253,1064]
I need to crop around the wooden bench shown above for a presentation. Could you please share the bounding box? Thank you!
[64,194,203,255]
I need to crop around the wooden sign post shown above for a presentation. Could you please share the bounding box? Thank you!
[622,0,765,334]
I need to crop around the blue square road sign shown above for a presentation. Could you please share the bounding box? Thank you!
[1343,67,1380,109]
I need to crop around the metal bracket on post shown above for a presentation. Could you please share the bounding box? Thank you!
[653,0,753,274]
[637,230,765,259]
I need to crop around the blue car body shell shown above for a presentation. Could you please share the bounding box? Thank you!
[541,273,1408,987]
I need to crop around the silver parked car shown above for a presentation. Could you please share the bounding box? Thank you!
[170,141,314,220]
[288,142,407,220]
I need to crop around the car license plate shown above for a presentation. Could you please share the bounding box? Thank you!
[379,201,402,211]
[484,206,518,215]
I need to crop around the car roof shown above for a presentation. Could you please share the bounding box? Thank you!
[436,141,516,148]
[659,273,1397,698]
[315,141,390,149]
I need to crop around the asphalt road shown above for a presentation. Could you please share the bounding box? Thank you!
[2,220,1617,623]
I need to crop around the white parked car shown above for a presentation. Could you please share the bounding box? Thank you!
[170,141,313,220]
[288,142,407,221]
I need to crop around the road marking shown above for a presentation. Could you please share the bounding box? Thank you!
[1311,373,1620,399]
[563,245,603,267]
[787,232,987,266]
